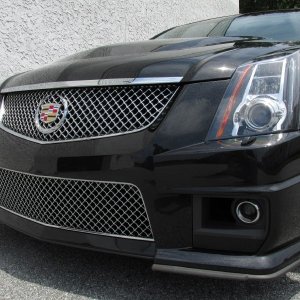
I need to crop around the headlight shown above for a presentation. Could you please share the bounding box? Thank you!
[207,50,300,140]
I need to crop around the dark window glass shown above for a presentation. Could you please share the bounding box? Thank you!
[155,17,231,39]
[155,11,300,42]
[225,12,300,41]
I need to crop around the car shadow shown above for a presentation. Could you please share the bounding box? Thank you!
[1,224,300,300]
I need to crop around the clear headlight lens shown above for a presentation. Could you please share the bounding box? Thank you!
[207,50,300,140]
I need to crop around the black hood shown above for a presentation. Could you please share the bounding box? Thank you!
[1,37,297,89]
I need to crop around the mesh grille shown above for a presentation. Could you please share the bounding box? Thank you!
[0,168,153,239]
[1,85,179,142]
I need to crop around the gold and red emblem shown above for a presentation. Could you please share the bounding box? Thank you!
[39,103,61,124]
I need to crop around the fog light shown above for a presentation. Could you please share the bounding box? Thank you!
[235,201,260,224]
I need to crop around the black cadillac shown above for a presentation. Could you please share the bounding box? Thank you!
[1,9,300,280]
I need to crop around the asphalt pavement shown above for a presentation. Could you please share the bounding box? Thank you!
[1,223,300,300]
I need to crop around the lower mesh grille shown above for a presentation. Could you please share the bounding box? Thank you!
[0,168,153,240]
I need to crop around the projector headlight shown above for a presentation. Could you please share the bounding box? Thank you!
[207,50,300,140]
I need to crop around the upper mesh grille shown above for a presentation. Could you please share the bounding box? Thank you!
[0,168,153,239]
[0,85,179,142]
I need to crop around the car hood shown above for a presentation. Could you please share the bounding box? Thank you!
[1,37,297,90]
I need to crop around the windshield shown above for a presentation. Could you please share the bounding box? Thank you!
[155,11,300,42]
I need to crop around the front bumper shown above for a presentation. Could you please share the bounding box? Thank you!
[153,241,300,280]
[1,130,300,279]
[1,80,300,279]
[1,171,300,280]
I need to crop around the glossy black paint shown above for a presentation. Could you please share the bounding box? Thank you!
[2,38,299,89]
[3,10,300,279]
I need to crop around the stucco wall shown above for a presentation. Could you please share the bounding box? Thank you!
[0,0,239,84]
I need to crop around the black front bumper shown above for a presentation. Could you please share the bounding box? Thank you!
[1,184,300,281]
[1,130,300,279]
[1,81,300,279]
[153,242,300,280]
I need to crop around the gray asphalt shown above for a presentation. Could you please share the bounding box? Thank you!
[1,224,300,300]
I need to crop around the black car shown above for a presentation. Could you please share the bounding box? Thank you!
[1,9,300,280]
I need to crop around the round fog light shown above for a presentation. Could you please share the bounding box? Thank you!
[235,201,260,224]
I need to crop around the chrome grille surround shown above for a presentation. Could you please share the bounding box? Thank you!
[0,84,179,143]
[0,167,153,240]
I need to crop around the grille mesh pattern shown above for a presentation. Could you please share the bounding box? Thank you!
[0,168,153,239]
[1,85,179,142]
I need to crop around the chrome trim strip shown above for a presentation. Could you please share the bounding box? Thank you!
[131,77,183,84]
[0,77,183,93]
[0,166,155,242]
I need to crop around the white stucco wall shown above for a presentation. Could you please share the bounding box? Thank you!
[0,0,239,84]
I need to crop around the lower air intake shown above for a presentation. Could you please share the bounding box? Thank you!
[0,168,153,240]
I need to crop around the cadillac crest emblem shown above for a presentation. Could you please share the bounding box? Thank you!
[35,95,68,134]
